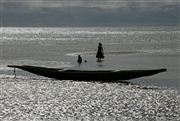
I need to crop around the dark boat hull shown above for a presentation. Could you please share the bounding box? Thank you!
[8,65,166,82]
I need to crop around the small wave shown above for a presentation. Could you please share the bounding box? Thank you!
[66,51,144,57]
[143,49,180,54]
[0,74,52,81]
[0,74,15,79]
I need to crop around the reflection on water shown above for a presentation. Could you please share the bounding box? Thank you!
[0,27,179,120]
[0,77,179,121]
[1,27,179,88]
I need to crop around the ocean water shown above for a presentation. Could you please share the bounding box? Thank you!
[0,27,180,120]
[1,27,180,87]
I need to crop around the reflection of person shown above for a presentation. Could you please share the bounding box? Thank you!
[96,43,104,61]
[77,55,82,63]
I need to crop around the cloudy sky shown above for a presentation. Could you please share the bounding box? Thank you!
[1,0,179,27]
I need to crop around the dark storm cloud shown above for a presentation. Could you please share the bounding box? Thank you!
[1,0,179,26]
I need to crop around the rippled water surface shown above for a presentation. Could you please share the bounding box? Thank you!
[0,76,180,121]
[0,27,180,120]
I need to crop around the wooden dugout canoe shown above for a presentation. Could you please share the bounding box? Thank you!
[8,65,166,82]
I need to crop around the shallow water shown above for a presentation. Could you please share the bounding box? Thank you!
[1,27,180,88]
[0,27,180,120]
[0,77,180,121]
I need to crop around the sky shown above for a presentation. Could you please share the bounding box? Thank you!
[0,0,180,27]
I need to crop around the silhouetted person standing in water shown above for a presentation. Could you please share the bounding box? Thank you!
[96,43,104,61]
[77,55,82,64]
